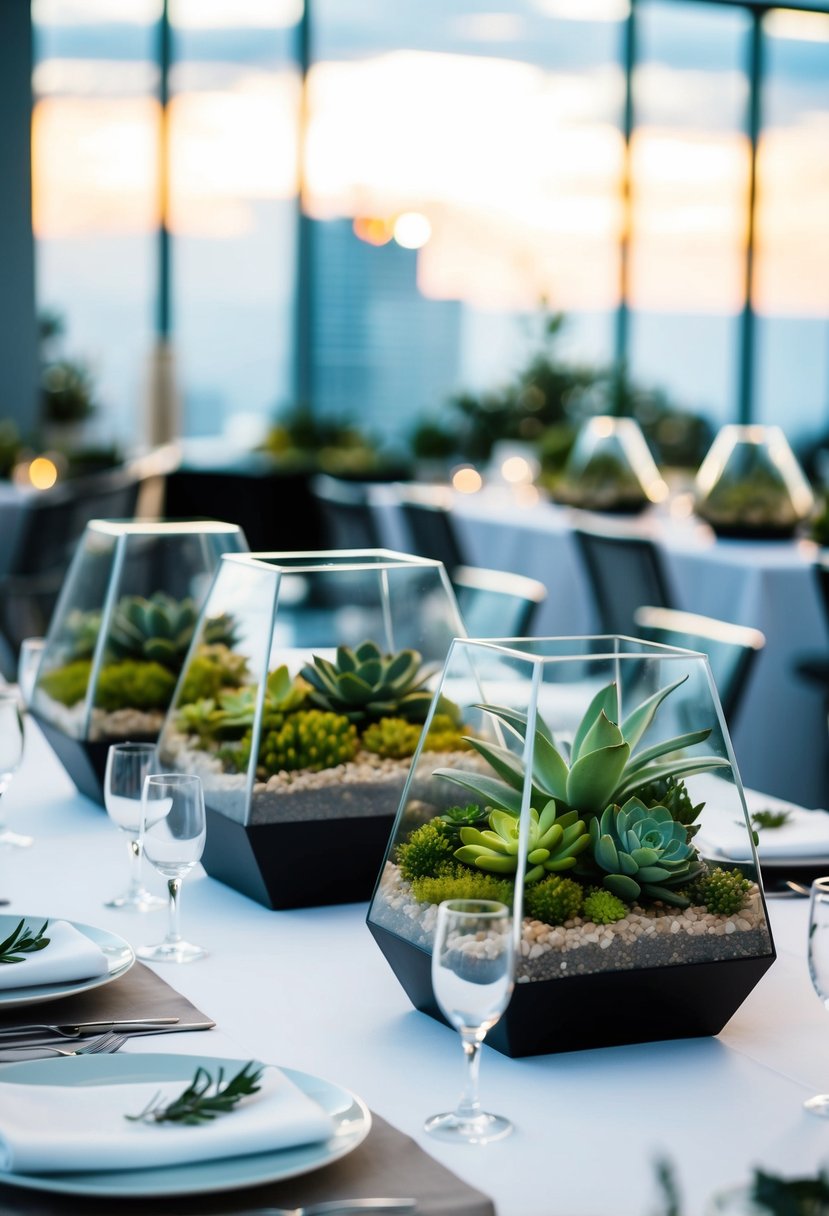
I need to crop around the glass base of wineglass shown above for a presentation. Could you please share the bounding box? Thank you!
[0,827,33,848]
[804,1093,829,1117]
[136,939,207,964]
[105,887,166,912]
[424,1110,513,1144]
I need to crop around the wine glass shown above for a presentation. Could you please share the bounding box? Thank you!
[0,690,30,847]
[17,637,45,710]
[424,899,514,1144]
[137,773,207,963]
[806,875,829,1115]
[103,742,165,911]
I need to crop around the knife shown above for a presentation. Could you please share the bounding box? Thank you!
[0,1018,182,1038]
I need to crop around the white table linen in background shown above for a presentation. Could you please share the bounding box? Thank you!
[0,919,108,991]
[4,724,829,1216]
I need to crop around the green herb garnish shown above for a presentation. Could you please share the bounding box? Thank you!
[751,809,794,832]
[751,1166,829,1214]
[126,1061,264,1126]
[0,919,50,965]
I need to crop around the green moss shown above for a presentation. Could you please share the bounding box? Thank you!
[423,712,471,753]
[362,716,421,759]
[411,867,513,906]
[95,661,177,712]
[240,708,359,775]
[397,821,455,883]
[178,645,248,704]
[39,659,92,707]
[689,866,752,916]
[524,875,584,926]
[582,888,628,925]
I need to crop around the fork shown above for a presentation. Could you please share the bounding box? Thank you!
[0,1031,127,1061]
[226,1201,417,1216]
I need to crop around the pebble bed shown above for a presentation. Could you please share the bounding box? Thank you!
[371,862,774,980]
[32,693,162,742]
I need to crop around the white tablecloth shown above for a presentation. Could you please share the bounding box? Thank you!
[2,725,829,1216]
[431,487,828,810]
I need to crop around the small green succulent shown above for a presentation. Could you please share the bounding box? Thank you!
[437,803,490,839]
[434,677,729,821]
[634,776,705,837]
[397,820,455,882]
[421,712,470,752]
[242,708,359,775]
[454,802,590,885]
[590,796,703,907]
[62,609,103,662]
[181,667,310,744]
[95,660,177,712]
[107,593,199,671]
[178,644,248,704]
[300,640,434,725]
[362,716,422,760]
[689,866,752,915]
[524,875,583,925]
[582,888,628,925]
[411,867,513,906]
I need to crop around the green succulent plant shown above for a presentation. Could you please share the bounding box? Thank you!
[455,802,590,885]
[434,677,729,821]
[421,712,470,753]
[240,708,359,775]
[62,609,103,661]
[688,866,752,916]
[300,641,434,725]
[635,776,705,837]
[411,868,513,907]
[397,820,455,883]
[362,716,422,760]
[524,875,584,925]
[179,667,310,745]
[590,796,703,907]
[437,803,491,839]
[178,644,248,705]
[107,593,200,671]
[582,888,628,924]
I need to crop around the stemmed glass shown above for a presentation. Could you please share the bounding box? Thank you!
[806,876,829,1115]
[103,742,165,911]
[424,899,514,1144]
[17,637,45,710]
[137,773,207,963]
[0,690,30,848]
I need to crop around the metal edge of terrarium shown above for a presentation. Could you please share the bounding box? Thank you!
[512,658,544,954]
[81,529,128,740]
[87,519,243,537]
[216,549,446,575]
[242,565,285,822]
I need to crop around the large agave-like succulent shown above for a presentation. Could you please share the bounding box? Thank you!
[434,677,729,820]
[590,796,703,906]
[300,640,434,724]
[455,802,590,885]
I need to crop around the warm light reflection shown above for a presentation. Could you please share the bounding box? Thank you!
[353,216,394,246]
[452,466,483,494]
[501,455,535,484]
[394,212,431,249]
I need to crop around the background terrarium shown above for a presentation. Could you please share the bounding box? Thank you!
[158,549,468,909]
[31,519,246,802]
[368,635,775,1057]
[546,416,669,513]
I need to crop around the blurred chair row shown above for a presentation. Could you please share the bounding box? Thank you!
[310,476,768,728]
[0,449,173,679]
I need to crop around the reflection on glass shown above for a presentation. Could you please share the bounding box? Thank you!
[548,415,668,512]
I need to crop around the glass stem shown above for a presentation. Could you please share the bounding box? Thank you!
[456,1030,484,1121]
[166,878,182,945]
[127,835,143,898]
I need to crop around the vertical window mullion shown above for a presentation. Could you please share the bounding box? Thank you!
[739,7,763,425]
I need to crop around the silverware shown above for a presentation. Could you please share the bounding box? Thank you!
[0,1017,180,1039]
[0,1031,127,1062]
[225,1201,417,1216]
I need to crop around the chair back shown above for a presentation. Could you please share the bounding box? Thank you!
[397,493,464,574]
[310,474,381,550]
[633,605,765,725]
[452,565,547,638]
[572,523,673,636]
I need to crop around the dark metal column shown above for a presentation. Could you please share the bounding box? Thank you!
[294,1,313,410]
[738,9,763,426]
[614,0,637,378]
[157,0,171,344]
[0,3,39,435]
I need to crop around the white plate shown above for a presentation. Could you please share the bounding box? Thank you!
[0,914,134,1010]
[0,1053,371,1197]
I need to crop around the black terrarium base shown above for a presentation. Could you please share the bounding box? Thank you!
[368,921,775,1058]
[202,807,396,910]
[33,715,111,806]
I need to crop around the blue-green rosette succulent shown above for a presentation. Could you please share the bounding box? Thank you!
[590,796,703,907]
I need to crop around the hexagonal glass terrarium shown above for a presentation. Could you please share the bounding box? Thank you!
[548,416,668,513]
[157,550,467,909]
[368,636,775,1057]
[31,520,247,803]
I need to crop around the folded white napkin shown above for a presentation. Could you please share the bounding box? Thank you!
[0,920,109,992]
[698,806,829,861]
[0,1062,335,1174]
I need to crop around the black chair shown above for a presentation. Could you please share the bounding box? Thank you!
[795,551,829,690]
[633,605,765,726]
[572,521,675,636]
[310,474,382,551]
[395,490,465,574]
[0,464,142,674]
[452,565,547,638]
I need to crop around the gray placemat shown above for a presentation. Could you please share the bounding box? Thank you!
[0,1113,496,1216]
[0,962,214,1032]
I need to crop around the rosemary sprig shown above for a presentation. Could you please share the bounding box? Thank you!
[126,1062,264,1126]
[751,809,794,832]
[0,919,50,965]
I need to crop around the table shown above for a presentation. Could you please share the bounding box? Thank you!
[4,724,829,1216]
[442,487,829,810]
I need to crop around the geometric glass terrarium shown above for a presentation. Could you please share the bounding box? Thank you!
[31,520,246,804]
[548,416,669,513]
[368,635,775,1057]
[158,549,466,910]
